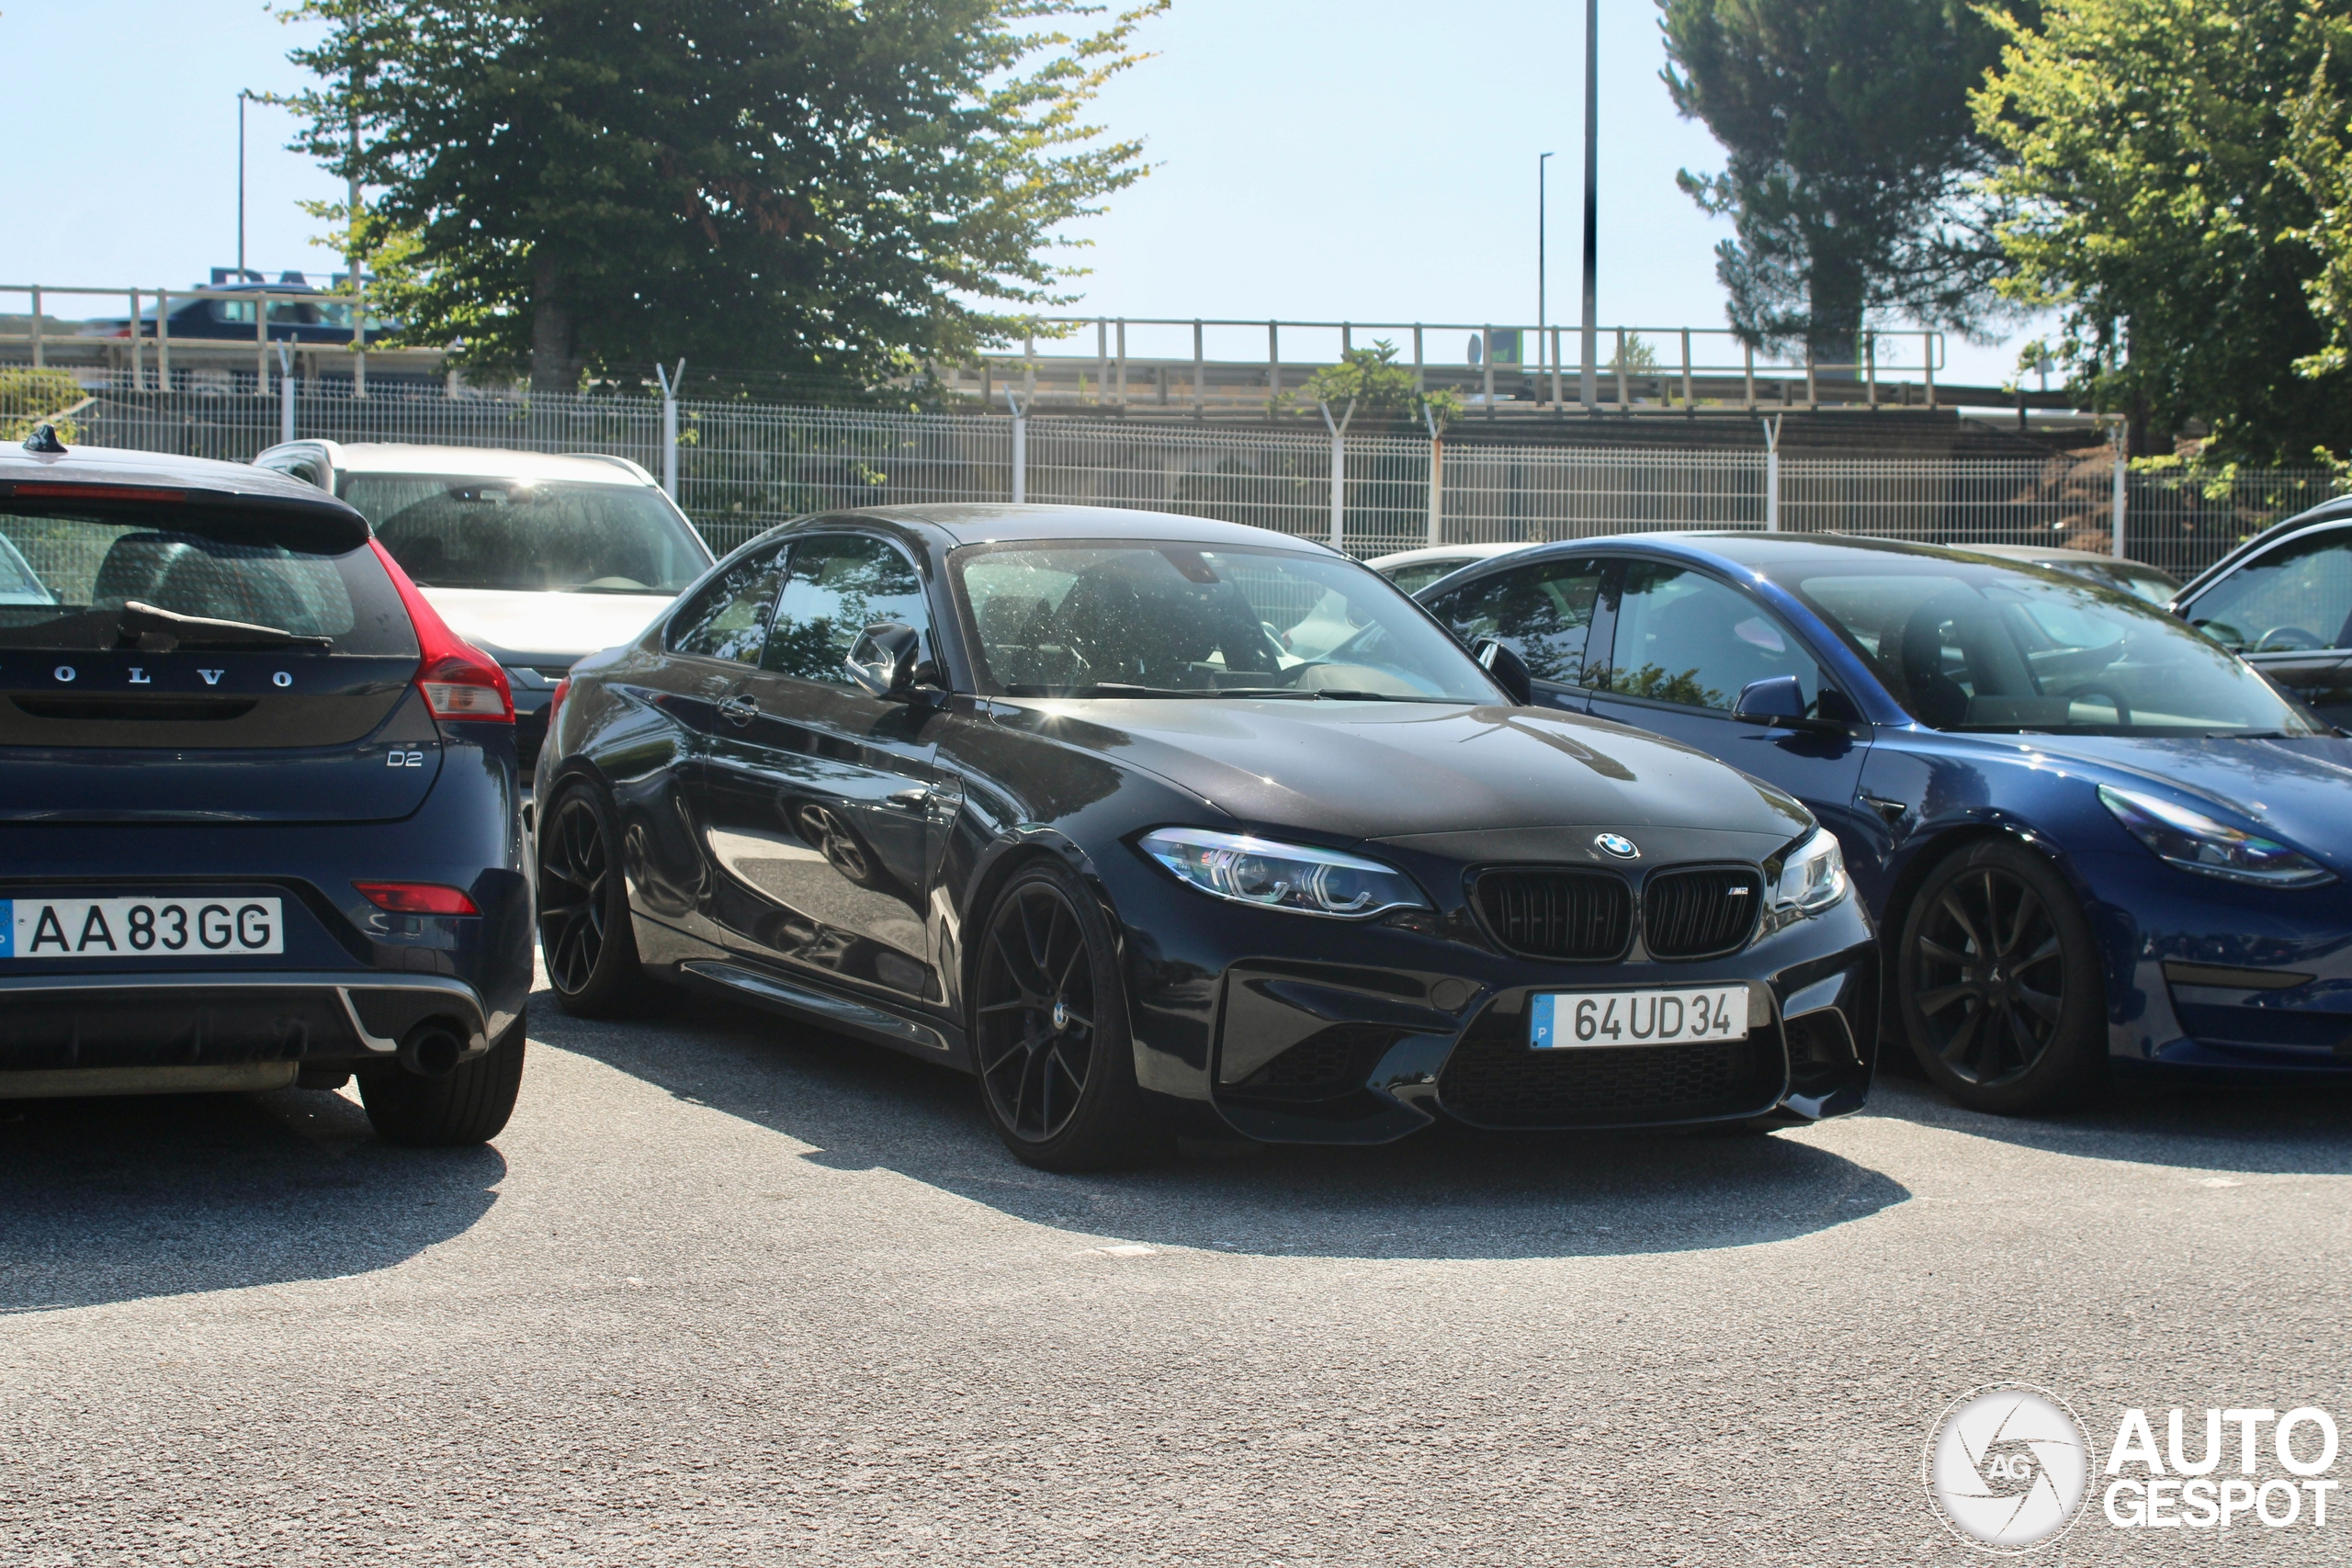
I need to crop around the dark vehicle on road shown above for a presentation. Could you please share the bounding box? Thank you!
[0,429,532,1144]
[1418,532,2352,1113]
[88,269,393,347]
[534,504,1877,1169]
[2170,499,2352,729]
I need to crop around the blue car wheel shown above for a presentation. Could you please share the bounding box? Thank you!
[1898,840,2108,1113]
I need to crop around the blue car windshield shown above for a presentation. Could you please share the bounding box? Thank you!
[952,541,1501,701]
[1761,558,2321,736]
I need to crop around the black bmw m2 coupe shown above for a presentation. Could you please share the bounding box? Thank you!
[536,504,1877,1169]
[0,431,533,1144]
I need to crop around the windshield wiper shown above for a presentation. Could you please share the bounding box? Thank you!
[1290,688,1451,703]
[1059,682,1216,698]
[117,600,333,651]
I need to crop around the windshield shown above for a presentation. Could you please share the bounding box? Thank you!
[1381,558,1477,596]
[2041,559,2178,607]
[348,476,708,594]
[1760,558,2319,736]
[952,541,1502,701]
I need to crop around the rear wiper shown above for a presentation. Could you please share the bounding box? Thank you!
[117,600,333,651]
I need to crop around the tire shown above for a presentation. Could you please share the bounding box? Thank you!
[361,1009,526,1146]
[969,860,1171,1172]
[1898,839,2107,1114]
[537,779,681,1019]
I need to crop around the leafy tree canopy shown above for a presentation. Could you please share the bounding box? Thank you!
[1658,0,2025,365]
[1975,0,2352,460]
[283,0,1165,394]
[1297,342,1463,431]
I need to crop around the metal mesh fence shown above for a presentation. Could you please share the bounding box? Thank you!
[36,378,2349,578]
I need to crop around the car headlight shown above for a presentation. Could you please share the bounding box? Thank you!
[1137,827,1429,919]
[1763,827,1849,932]
[2097,784,2335,886]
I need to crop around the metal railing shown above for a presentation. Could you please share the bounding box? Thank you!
[7,285,1990,416]
[19,378,2332,578]
[946,317,1950,416]
[0,282,427,397]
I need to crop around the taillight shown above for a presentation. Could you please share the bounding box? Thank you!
[546,675,571,736]
[368,538,514,723]
[354,881,481,915]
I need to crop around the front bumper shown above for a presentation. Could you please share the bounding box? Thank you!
[1113,858,1879,1144]
[2078,849,2352,1079]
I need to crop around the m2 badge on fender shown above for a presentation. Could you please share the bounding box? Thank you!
[0,897,284,957]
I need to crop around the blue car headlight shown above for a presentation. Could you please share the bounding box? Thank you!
[1137,827,1429,919]
[1761,826,1849,934]
[2097,784,2335,887]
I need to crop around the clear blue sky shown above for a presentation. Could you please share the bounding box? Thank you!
[0,0,2030,387]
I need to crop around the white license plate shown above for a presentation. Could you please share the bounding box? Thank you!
[0,897,284,958]
[1530,985,1748,1048]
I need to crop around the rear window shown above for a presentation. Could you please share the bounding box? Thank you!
[0,505,415,656]
[346,475,709,595]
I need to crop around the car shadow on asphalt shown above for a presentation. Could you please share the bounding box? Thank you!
[1865,1059,2352,1176]
[546,987,1913,1262]
[0,1086,502,1314]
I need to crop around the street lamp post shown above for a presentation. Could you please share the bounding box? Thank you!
[236,89,262,282]
[1538,151,1555,333]
[1578,0,1599,410]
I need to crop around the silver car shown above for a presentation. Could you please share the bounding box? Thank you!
[254,442,714,777]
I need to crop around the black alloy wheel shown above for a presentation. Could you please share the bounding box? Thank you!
[970,861,1166,1170]
[1899,839,2105,1114]
[537,781,676,1018]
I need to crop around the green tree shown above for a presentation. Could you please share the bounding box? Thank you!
[1657,0,2023,367]
[283,0,1164,393]
[1975,0,2349,459]
[1298,341,1463,429]
[2284,10,2352,384]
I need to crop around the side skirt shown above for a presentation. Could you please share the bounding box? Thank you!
[677,960,971,1071]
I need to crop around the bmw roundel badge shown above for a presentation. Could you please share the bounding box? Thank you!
[1594,832,1640,860]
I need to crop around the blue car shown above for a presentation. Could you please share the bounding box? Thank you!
[0,427,532,1143]
[1418,532,2352,1113]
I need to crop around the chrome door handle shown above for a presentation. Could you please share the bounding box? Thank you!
[718,694,759,727]
[886,788,931,807]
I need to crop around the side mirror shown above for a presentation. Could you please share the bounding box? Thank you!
[1736,674,1853,733]
[845,621,942,704]
[1733,674,1807,724]
[1473,637,1534,706]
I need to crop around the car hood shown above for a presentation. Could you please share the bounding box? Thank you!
[418,587,673,666]
[1989,732,2352,864]
[995,698,1815,862]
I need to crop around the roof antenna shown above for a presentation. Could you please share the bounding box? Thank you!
[21,423,67,456]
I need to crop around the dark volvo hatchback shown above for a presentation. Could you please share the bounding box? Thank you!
[0,432,533,1144]
[537,503,1879,1169]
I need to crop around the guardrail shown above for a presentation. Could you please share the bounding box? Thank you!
[0,282,413,396]
[956,318,1950,417]
[3,288,1963,414]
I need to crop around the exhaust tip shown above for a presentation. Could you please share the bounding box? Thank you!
[397,1021,466,1078]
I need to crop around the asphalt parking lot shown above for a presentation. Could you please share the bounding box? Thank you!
[4,963,2348,1567]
